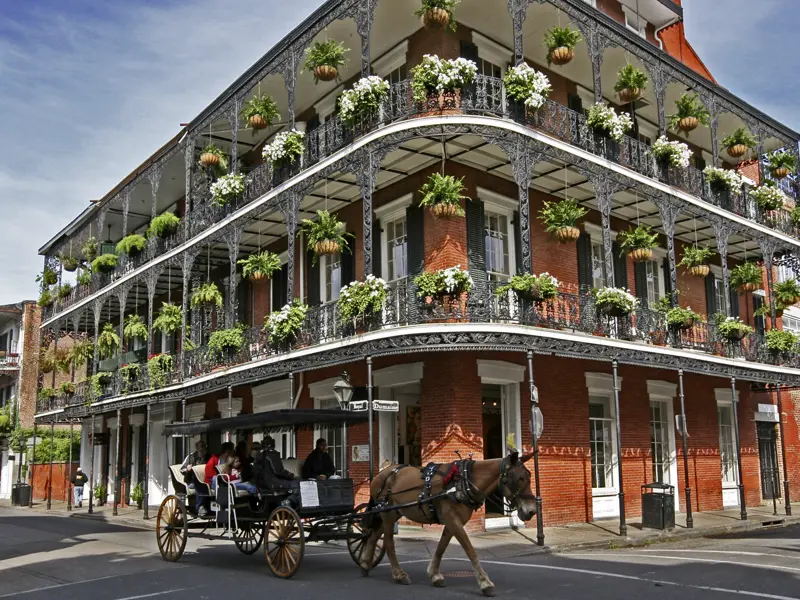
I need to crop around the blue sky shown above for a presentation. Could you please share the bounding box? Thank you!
[1,0,797,303]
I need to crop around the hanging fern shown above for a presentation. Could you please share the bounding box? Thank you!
[153,303,183,335]
[191,282,224,309]
[68,340,94,368]
[123,314,148,343]
[97,323,120,359]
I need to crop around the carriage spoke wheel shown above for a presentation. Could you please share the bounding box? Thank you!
[156,495,187,562]
[234,523,264,555]
[264,507,304,578]
[347,503,386,569]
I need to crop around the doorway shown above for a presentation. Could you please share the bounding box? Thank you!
[482,384,505,518]
[757,422,780,501]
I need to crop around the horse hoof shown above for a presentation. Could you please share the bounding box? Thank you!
[395,575,411,585]
[432,576,446,588]
[481,586,496,597]
[360,568,370,578]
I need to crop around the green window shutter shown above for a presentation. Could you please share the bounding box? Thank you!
[272,264,288,310]
[567,93,584,114]
[466,199,487,295]
[729,286,740,318]
[373,219,382,279]
[307,250,320,306]
[406,205,425,278]
[341,232,356,286]
[704,273,717,316]
[753,295,765,336]
[576,232,592,292]
[513,210,523,274]
[460,41,479,63]
[634,262,648,307]
[612,242,627,289]
[236,278,249,325]
[662,257,672,301]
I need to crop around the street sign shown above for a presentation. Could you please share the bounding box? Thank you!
[348,400,369,412]
[530,406,544,441]
[372,400,399,412]
[676,415,689,438]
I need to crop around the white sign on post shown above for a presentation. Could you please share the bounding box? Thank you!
[372,400,399,412]
[349,400,369,412]
[758,404,778,414]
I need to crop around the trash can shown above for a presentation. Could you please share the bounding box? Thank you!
[11,483,31,507]
[641,483,675,530]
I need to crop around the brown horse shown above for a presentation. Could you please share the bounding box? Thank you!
[358,451,537,596]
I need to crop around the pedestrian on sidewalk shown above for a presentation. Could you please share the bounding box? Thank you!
[71,467,89,508]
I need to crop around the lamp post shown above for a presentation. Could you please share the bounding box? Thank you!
[333,371,354,479]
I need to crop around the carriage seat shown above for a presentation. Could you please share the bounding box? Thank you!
[168,465,194,496]
[282,458,304,478]
[192,464,212,498]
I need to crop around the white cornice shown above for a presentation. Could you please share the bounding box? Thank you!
[372,40,409,77]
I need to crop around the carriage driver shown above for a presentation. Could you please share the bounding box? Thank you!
[302,438,337,480]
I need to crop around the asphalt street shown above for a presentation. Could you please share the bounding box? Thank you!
[2,506,800,600]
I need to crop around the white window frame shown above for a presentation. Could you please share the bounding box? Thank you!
[584,222,615,288]
[586,373,621,519]
[376,194,413,284]
[643,247,667,306]
[646,380,680,512]
[373,40,409,79]
[478,188,517,281]
[621,6,648,38]
[715,388,740,507]
[581,0,597,7]
[373,362,424,470]
[471,32,512,77]
[708,264,727,317]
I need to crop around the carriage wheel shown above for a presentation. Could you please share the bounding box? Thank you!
[234,523,264,555]
[264,507,305,579]
[347,503,386,569]
[156,495,187,562]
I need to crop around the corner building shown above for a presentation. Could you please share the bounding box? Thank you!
[34,0,800,531]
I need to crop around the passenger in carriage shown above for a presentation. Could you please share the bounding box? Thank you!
[196,441,235,517]
[180,441,209,489]
[252,436,296,489]
[301,438,337,480]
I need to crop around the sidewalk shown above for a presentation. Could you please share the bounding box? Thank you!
[3,498,799,558]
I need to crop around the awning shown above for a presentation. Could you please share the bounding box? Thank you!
[162,408,367,437]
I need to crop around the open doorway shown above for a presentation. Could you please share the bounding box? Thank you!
[482,384,505,518]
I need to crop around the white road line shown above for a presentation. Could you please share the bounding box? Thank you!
[638,549,799,559]
[568,552,800,575]
[115,589,192,600]
[440,558,800,600]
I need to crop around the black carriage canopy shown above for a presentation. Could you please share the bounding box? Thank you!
[162,408,367,437]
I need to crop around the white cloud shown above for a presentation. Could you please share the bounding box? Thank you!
[0,0,324,303]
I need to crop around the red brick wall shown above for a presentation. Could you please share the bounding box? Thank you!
[19,302,41,429]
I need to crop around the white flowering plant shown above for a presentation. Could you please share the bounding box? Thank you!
[264,299,309,345]
[414,265,473,298]
[262,130,305,167]
[586,103,633,143]
[496,273,559,302]
[410,55,477,103]
[503,64,552,110]
[665,306,702,329]
[715,316,753,341]
[337,275,390,324]
[652,136,693,169]
[592,287,638,315]
[339,76,390,125]
[210,173,245,206]
[703,166,744,193]
[751,182,788,212]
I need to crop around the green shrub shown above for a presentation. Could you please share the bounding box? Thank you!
[116,234,147,256]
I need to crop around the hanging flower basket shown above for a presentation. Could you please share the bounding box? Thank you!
[689,264,710,278]
[314,239,340,256]
[727,144,748,158]
[200,152,221,168]
[423,7,450,28]
[739,282,759,293]
[248,114,267,130]
[431,202,463,219]
[629,248,653,263]
[314,65,339,82]
[554,226,581,243]
[549,47,574,66]
[617,88,641,104]
[678,116,698,133]
[772,167,790,179]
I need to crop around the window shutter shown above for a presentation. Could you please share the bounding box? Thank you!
[406,205,425,277]
[513,210,523,274]
[373,219,382,279]
[466,199,487,295]
[307,250,320,306]
[236,278,249,325]
[460,41,480,63]
[341,233,356,286]
[154,329,163,354]
[272,264,288,310]
[567,93,584,115]
[753,295,765,336]
[729,286,740,318]
[612,242,627,289]
[694,155,706,171]
[704,273,716,316]
[307,114,320,133]
[662,257,672,301]
[634,262,648,307]
[576,232,592,292]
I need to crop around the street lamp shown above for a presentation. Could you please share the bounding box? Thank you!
[333,371,353,410]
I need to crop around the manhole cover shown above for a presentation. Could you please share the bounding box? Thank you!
[443,571,474,578]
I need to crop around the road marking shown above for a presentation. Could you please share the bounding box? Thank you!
[115,589,192,600]
[570,552,800,575]
[635,549,799,559]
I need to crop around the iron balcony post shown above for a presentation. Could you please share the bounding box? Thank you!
[612,359,626,537]
[144,403,151,520]
[113,408,121,516]
[88,414,95,514]
[731,377,747,520]
[678,370,693,528]
[526,351,544,547]
[67,419,74,511]
[47,421,55,510]
[29,422,37,508]
[367,356,374,481]
[776,384,791,515]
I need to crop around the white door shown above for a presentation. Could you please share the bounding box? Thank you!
[486,383,522,530]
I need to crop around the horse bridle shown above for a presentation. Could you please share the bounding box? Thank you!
[498,455,536,510]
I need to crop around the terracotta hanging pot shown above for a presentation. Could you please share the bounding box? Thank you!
[617,88,641,104]
[431,203,462,219]
[422,7,450,29]
[727,144,748,159]
[314,239,340,256]
[550,47,574,66]
[248,272,266,282]
[248,115,268,130]
[314,65,339,82]
[200,152,221,168]
[554,226,581,243]
[772,167,790,179]
[678,116,698,133]
[629,248,653,263]
[739,282,760,293]
[689,264,710,278]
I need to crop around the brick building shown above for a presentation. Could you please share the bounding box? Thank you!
[34,0,800,533]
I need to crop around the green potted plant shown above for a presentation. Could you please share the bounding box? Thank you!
[116,234,147,257]
[94,483,107,506]
[82,236,99,262]
[730,261,762,293]
[36,268,58,287]
[704,166,745,194]
[716,315,753,342]
[414,266,473,301]
[677,245,715,278]
[59,381,76,396]
[60,254,80,272]
[766,150,797,180]
[503,63,552,114]
[665,306,702,330]
[123,314,148,344]
[68,340,94,368]
[262,130,305,168]
[418,173,468,218]
[617,224,659,263]
[754,300,789,319]
[98,323,120,359]
[652,136,693,169]
[414,0,459,31]
[538,198,587,243]
[264,299,309,346]
[77,268,93,287]
[410,54,477,105]
[147,354,174,389]
[668,93,710,134]
[207,326,247,361]
[210,173,245,207]
[543,25,582,66]
[592,287,638,318]
[147,212,181,239]
[304,40,348,83]
[792,205,800,227]
[241,94,280,132]
[775,278,800,306]
[91,253,118,274]
[191,282,224,309]
[751,182,787,212]
[131,481,145,509]
[586,103,633,143]
[338,76,390,125]
[302,210,354,259]
[199,143,228,170]
[119,363,142,392]
[38,387,56,402]
[496,272,560,303]
[153,303,183,335]
[614,64,648,104]
[765,329,798,355]
[38,288,54,308]
[57,283,73,301]
[337,276,390,328]
[238,250,281,282]
[721,127,757,159]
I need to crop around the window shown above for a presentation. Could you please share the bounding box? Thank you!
[385,215,408,282]
[485,210,511,281]
[650,401,670,483]
[477,58,502,78]
[714,276,727,316]
[783,313,800,332]
[777,264,794,283]
[718,404,738,484]
[384,64,406,86]
[589,398,615,489]
[317,398,345,477]
[644,259,665,306]
[622,6,648,38]
[322,253,342,302]
[581,0,597,6]
[591,241,611,289]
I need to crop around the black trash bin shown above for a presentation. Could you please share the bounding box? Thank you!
[641,483,675,530]
[12,483,31,507]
